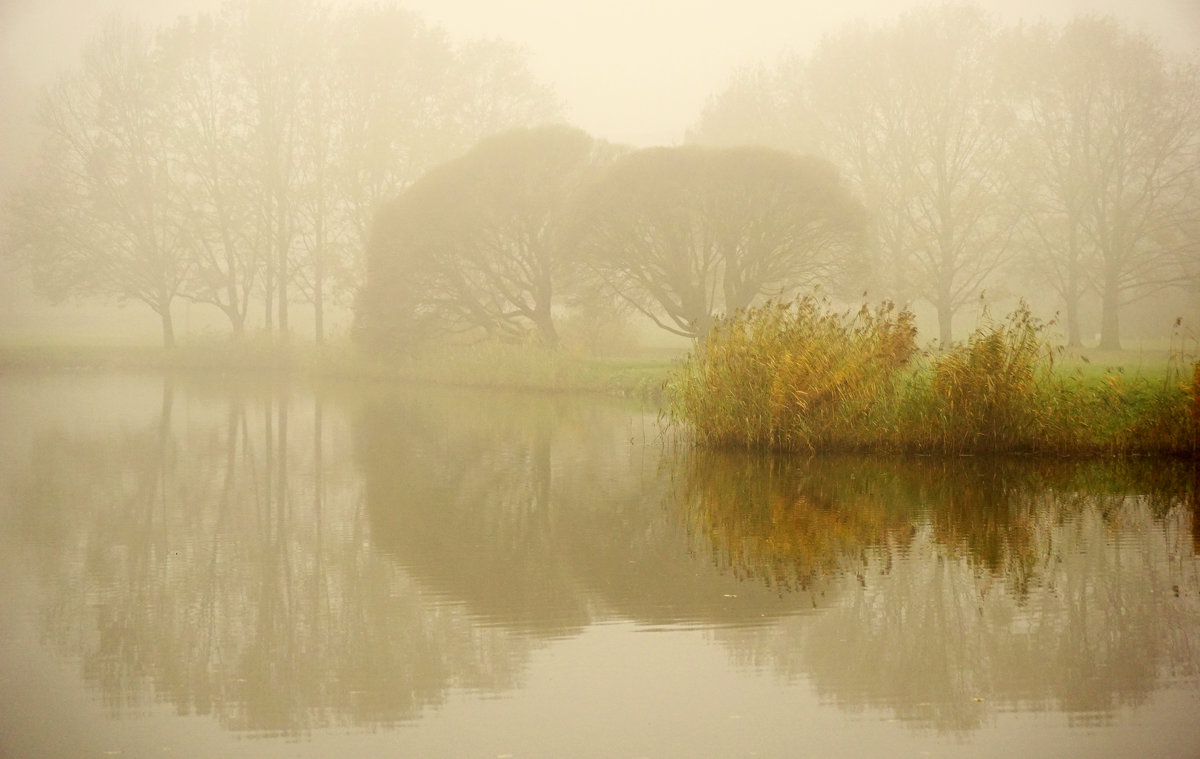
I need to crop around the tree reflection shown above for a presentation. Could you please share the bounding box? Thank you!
[356,386,809,631]
[5,378,1197,738]
[5,378,533,735]
[674,449,1200,732]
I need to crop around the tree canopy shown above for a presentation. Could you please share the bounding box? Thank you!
[356,125,612,349]
[569,145,866,340]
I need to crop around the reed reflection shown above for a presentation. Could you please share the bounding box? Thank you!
[671,449,1200,732]
[5,377,1197,739]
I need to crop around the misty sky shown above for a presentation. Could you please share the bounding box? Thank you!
[2,0,1197,152]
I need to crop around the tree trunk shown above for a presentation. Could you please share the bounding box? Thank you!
[937,307,953,348]
[936,276,953,347]
[264,266,274,338]
[1065,224,1082,348]
[277,242,289,347]
[161,308,176,349]
[1099,270,1121,350]
[1064,290,1081,348]
[314,269,324,345]
[534,309,558,350]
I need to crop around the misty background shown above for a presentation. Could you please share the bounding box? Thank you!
[1,0,1197,347]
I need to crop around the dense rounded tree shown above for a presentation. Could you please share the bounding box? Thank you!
[355,125,612,350]
[568,145,865,341]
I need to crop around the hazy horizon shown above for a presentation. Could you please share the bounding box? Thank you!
[0,0,1196,345]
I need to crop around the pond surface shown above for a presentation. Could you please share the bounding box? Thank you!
[0,373,1198,758]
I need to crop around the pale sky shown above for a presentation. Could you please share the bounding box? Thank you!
[396,0,1200,145]
[1,0,1197,152]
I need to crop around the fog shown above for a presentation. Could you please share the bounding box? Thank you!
[0,0,1197,347]
[5,0,1196,154]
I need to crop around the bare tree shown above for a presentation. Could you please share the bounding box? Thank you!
[692,10,1200,349]
[7,0,562,346]
[334,9,560,283]
[10,19,191,347]
[229,0,307,343]
[810,7,1021,345]
[161,14,259,336]
[1022,18,1199,350]
[300,5,561,344]
[290,4,346,345]
[691,8,1026,345]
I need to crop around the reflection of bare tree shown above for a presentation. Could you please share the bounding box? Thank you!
[6,377,533,735]
[678,452,1200,732]
[8,377,1197,740]
[357,387,812,632]
[359,387,593,634]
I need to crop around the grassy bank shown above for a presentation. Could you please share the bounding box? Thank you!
[5,319,1197,459]
[665,299,1199,458]
[0,338,675,400]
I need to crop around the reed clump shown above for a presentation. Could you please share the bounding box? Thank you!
[666,297,1197,458]
[923,303,1050,452]
[665,297,917,450]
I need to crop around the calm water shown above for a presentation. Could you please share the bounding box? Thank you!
[1,373,1198,758]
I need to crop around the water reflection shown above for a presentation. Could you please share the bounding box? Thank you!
[356,386,809,631]
[680,449,1200,731]
[0,376,1197,742]
[3,378,534,735]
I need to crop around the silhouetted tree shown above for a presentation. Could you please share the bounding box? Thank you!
[810,7,1021,345]
[1015,17,1200,350]
[9,20,191,347]
[329,7,560,341]
[160,13,259,337]
[6,0,560,346]
[691,9,1200,348]
[357,125,610,349]
[570,145,864,341]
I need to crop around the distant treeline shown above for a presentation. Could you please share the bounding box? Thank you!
[689,7,1199,349]
[3,0,558,347]
[4,3,1197,355]
[362,7,1199,355]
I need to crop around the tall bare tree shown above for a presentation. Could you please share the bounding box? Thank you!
[161,14,259,336]
[692,9,1028,345]
[810,7,1021,345]
[8,0,560,346]
[1018,17,1200,350]
[692,9,1200,348]
[9,19,191,347]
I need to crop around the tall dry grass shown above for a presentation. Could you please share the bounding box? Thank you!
[666,297,1198,458]
[665,297,917,450]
